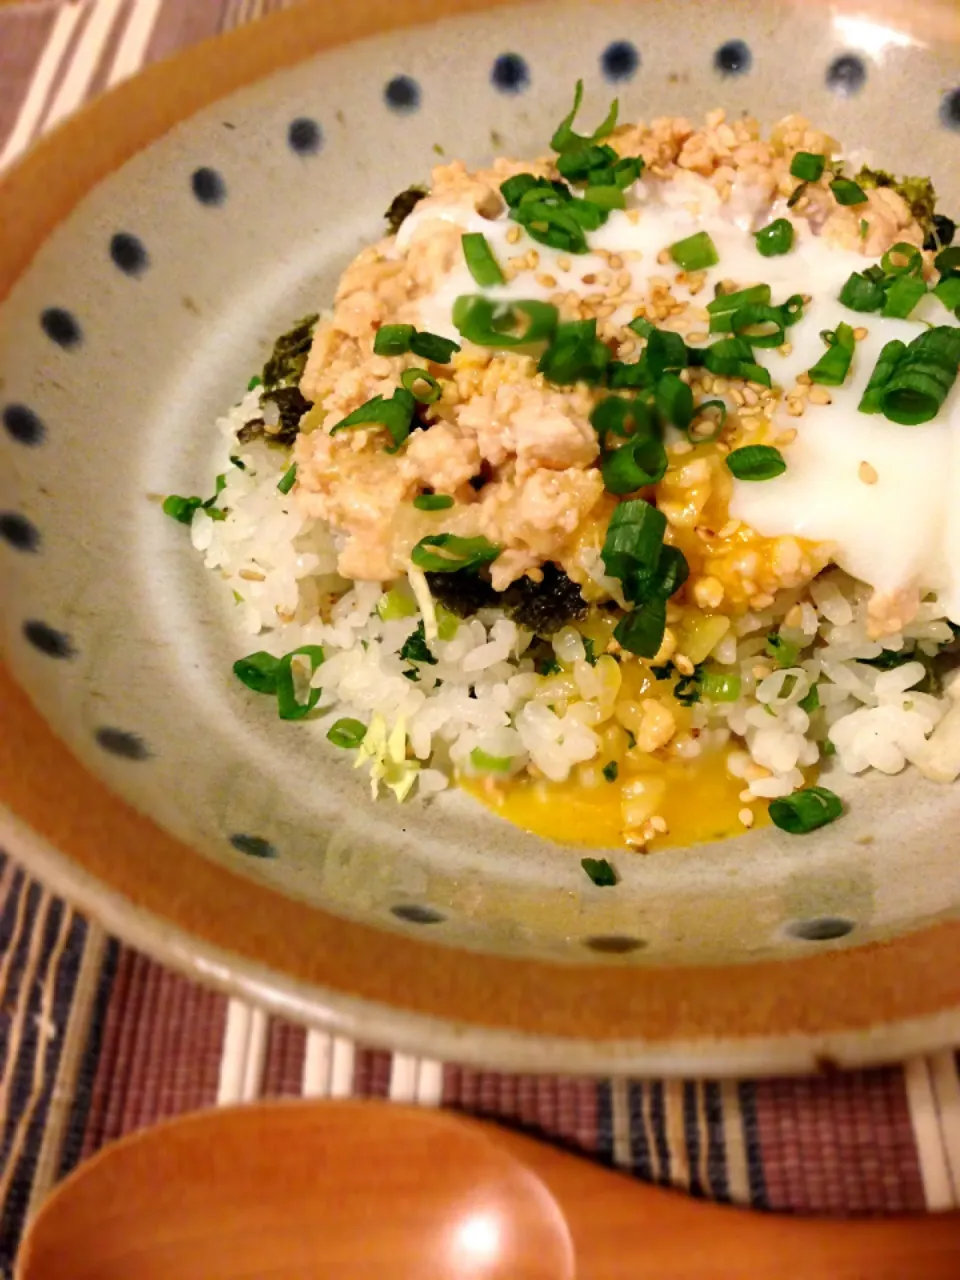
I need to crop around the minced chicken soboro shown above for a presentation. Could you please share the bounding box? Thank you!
[170,85,960,866]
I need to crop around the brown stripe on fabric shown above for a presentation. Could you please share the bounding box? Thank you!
[29,0,95,141]
[354,1049,393,1098]
[262,1020,306,1097]
[86,0,136,98]
[0,2,57,157]
[441,1070,600,1159]
[146,0,230,65]
[754,1069,926,1215]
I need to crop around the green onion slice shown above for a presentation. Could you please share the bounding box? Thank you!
[581,856,618,886]
[400,367,442,403]
[881,242,923,277]
[538,318,610,384]
[687,399,727,441]
[935,245,960,276]
[839,271,885,312]
[765,633,799,667]
[163,495,204,524]
[600,498,666,584]
[556,143,618,182]
[409,330,461,363]
[410,533,501,573]
[550,79,619,153]
[470,747,513,773]
[882,274,927,319]
[830,177,867,206]
[707,284,772,316]
[413,492,454,511]
[798,684,820,713]
[668,230,719,271]
[700,670,741,702]
[461,232,505,287]
[655,372,694,428]
[602,435,668,494]
[790,151,825,181]
[859,340,907,413]
[934,276,960,311]
[327,717,367,749]
[726,303,787,348]
[781,295,805,327]
[627,315,654,338]
[583,185,626,211]
[276,645,325,721]
[453,295,558,347]
[373,323,416,357]
[233,651,281,695]
[755,218,794,257]
[703,337,772,387]
[769,786,843,834]
[809,322,856,386]
[614,597,667,658]
[277,463,297,495]
[874,327,960,425]
[726,445,786,481]
[331,388,416,449]
[643,328,689,379]
[590,394,656,446]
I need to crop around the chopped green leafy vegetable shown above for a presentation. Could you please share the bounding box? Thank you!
[400,622,438,666]
[769,786,843,834]
[581,856,618,886]
[602,760,619,782]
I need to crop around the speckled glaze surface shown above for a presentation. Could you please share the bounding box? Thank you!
[4,0,960,1073]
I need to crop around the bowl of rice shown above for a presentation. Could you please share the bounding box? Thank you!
[4,0,960,1074]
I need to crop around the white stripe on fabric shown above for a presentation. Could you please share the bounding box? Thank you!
[930,1050,960,1205]
[329,1037,355,1098]
[42,0,127,133]
[388,1054,419,1103]
[609,1077,632,1170]
[107,0,164,88]
[416,1059,444,1106]
[302,1030,333,1097]
[217,999,254,1105]
[0,2,87,170]
[905,1055,955,1210]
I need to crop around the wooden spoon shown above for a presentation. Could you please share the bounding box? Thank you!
[16,1099,960,1279]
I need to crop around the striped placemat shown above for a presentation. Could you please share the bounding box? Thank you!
[2,2,960,1270]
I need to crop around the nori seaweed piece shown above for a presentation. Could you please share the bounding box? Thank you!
[855,166,939,241]
[425,571,498,618]
[502,562,588,636]
[261,386,311,445]
[385,185,428,235]
[236,417,265,444]
[262,314,319,392]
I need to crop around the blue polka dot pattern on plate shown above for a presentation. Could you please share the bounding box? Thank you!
[391,903,445,925]
[601,40,639,82]
[191,166,227,205]
[826,53,866,96]
[288,117,323,155]
[40,307,82,349]
[941,88,960,130]
[229,833,278,859]
[109,232,149,276]
[23,620,73,658]
[384,75,420,113]
[2,403,45,446]
[0,513,40,552]
[490,53,530,94]
[714,39,752,76]
[95,727,150,760]
[787,916,855,942]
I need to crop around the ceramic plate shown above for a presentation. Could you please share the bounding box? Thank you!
[4,0,960,1074]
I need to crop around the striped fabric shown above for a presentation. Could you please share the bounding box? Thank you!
[1,2,960,1267]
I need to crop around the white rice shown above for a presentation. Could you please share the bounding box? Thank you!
[192,390,960,804]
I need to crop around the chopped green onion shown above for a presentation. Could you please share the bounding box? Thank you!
[859,340,907,413]
[707,284,772,316]
[839,271,885,312]
[602,435,668,494]
[413,492,454,511]
[821,739,837,757]
[373,323,416,357]
[229,455,246,470]
[410,533,501,573]
[401,367,442,403]
[643,328,689,379]
[882,274,927,319]
[655,372,694,428]
[798,684,820,713]
[726,303,787,348]
[648,545,689,600]
[500,173,564,207]
[668,231,719,271]
[809,322,856,386]
[935,245,960,276]
[765,633,799,667]
[830,177,867,206]
[726,445,786,482]
[461,232,505,287]
[331,388,416,450]
[769,786,843,835]
[687,399,727,442]
[453,295,558,347]
[409,330,460,363]
[162,494,204,524]
[614,597,667,658]
[612,156,643,188]
[876,327,960,425]
[934,276,960,311]
[233,651,281,694]
[377,587,417,620]
[781,294,805,327]
[247,375,262,390]
[583,185,626,211]
[470,747,513,773]
[277,463,297,495]
[700,671,741,702]
[600,498,666,585]
[703,337,772,387]
[551,79,619,153]
[581,856,618,886]
[276,645,325,721]
[627,315,655,338]
[556,143,618,182]
[327,718,367,749]
[538,318,610,384]
[590,394,656,446]
[755,218,794,257]
[602,760,619,782]
[881,242,923,277]
[790,152,825,182]
[436,603,459,641]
